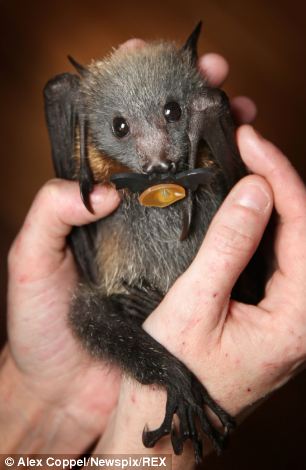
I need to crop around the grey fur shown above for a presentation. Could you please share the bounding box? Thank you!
[81,43,206,172]
[95,186,222,296]
[44,29,248,459]
[76,42,227,296]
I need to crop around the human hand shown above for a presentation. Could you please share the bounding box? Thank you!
[0,40,257,454]
[97,127,306,468]
[145,125,306,414]
[2,181,121,452]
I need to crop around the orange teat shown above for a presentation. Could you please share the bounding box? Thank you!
[138,183,186,208]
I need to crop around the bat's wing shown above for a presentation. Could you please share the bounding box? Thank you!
[189,88,270,303]
[44,73,98,285]
[176,88,245,241]
[189,88,246,191]
[44,73,79,178]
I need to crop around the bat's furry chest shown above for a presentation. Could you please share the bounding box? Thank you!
[95,189,221,296]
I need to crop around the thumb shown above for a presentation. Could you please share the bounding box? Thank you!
[8,179,120,281]
[145,175,273,342]
[187,175,272,318]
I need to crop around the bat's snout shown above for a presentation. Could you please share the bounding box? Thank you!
[142,160,177,175]
[137,129,177,175]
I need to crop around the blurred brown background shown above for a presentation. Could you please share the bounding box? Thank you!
[0,0,306,467]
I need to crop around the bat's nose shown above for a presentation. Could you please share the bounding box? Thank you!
[143,161,176,175]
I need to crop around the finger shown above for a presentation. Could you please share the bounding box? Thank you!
[231,96,257,124]
[162,175,273,333]
[198,53,229,87]
[198,55,257,124]
[237,125,306,276]
[9,180,120,279]
[117,38,146,51]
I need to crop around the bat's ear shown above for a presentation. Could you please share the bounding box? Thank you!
[78,115,95,212]
[182,21,202,64]
[68,55,89,77]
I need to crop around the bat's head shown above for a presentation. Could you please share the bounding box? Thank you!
[74,23,207,184]
[68,23,242,238]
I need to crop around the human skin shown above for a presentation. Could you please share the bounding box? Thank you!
[96,126,306,470]
[2,42,305,461]
[1,48,252,454]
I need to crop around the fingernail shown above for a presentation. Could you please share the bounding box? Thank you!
[234,183,271,213]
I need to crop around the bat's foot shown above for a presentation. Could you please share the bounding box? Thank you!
[142,375,235,463]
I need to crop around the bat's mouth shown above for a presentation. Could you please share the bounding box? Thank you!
[109,139,220,240]
[110,167,214,208]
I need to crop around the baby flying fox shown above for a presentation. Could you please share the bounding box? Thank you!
[44,23,266,462]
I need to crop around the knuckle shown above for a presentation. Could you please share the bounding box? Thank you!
[7,237,19,271]
[8,179,65,274]
[39,178,63,205]
[7,233,26,277]
[35,179,70,219]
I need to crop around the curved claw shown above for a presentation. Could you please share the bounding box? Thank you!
[142,374,235,462]
[225,418,236,433]
[196,406,225,455]
[170,426,183,455]
[192,439,204,465]
[186,407,203,462]
[195,379,236,432]
[142,422,172,448]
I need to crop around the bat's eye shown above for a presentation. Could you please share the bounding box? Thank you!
[164,102,182,122]
[112,117,130,138]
